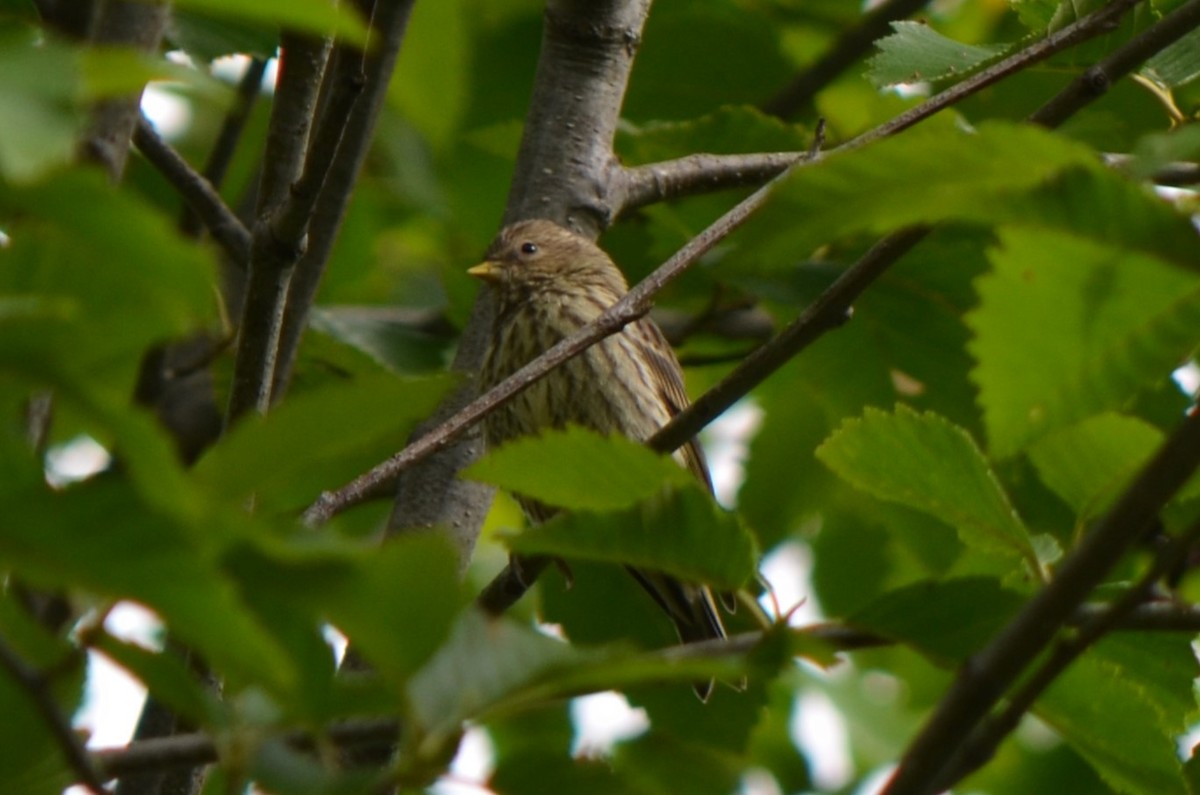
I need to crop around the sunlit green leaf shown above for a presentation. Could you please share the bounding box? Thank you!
[867,21,1006,87]
[463,425,693,513]
[817,406,1038,571]
[968,228,1200,457]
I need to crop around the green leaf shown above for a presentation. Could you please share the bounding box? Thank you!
[736,122,1097,268]
[506,486,759,591]
[170,0,369,45]
[968,228,1200,457]
[618,105,810,164]
[92,633,226,727]
[463,426,693,513]
[193,373,455,510]
[0,171,216,395]
[1143,27,1200,88]
[407,609,745,741]
[1037,634,1197,795]
[226,533,464,684]
[817,406,1039,571]
[0,33,78,183]
[0,477,295,692]
[1028,413,1164,522]
[389,0,468,148]
[847,578,1025,662]
[867,21,1006,87]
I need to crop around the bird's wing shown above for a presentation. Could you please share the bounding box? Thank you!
[632,318,714,492]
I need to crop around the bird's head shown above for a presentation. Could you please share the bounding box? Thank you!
[468,219,628,302]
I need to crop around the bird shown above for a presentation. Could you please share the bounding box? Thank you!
[469,218,728,699]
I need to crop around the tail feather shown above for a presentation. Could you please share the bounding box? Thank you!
[627,567,727,701]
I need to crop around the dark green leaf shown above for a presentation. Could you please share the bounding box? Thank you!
[506,487,759,591]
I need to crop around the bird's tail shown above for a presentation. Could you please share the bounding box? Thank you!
[628,568,728,701]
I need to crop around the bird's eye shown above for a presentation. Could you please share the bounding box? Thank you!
[519,242,538,256]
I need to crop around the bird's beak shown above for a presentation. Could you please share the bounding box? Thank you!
[467,261,501,282]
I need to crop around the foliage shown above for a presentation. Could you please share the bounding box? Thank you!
[1,1,1200,794]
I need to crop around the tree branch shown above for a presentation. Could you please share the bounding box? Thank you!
[226,34,331,421]
[1029,0,1200,128]
[272,0,418,398]
[614,151,811,216]
[0,639,103,794]
[179,58,269,238]
[133,117,253,266]
[761,0,933,119]
[930,518,1200,793]
[80,0,168,180]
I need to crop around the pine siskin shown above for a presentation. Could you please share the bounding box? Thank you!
[469,218,727,699]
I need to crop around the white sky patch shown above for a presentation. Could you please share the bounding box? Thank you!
[571,691,650,756]
[702,399,763,507]
[793,688,852,790]
[1173,362,1200,397]
[432,726,497,795]
[76,603,161,750]
[140,84,193,139]
[759,540,821,625]
[45,435,111,487]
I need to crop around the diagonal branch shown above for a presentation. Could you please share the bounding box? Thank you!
[133,117,252,266]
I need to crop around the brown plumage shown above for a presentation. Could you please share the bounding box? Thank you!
[470,218,727,700]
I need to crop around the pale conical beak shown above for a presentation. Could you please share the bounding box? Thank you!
[467,261,501,282]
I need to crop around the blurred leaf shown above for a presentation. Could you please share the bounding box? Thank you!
[167,9,279,60]
[93,633,225,727]
[408,609,746,742]
[968,228,1200,458]
[226,533,464,685]
[389,0,467,148]
[614,731,742,795]
[736,122,1096,267]
[193,373,455,510]
[618,105,809,163]
[463,425,693,512]
[507,487,759,591]
[817,406,1039,571]
[1028,413,1164,522]
[624,4,794,120]
[0,33,79,182]
[0,476,295,691]
[867,21,1006,87]
[171,0,368,45]
[0,170,216,394]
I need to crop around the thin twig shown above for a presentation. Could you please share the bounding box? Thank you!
[273,0,418,397]
[133,117,252,265]
[180,57,268,238]
[0,639,104,794]
[651,225,927,456]
[615,151,811,215]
